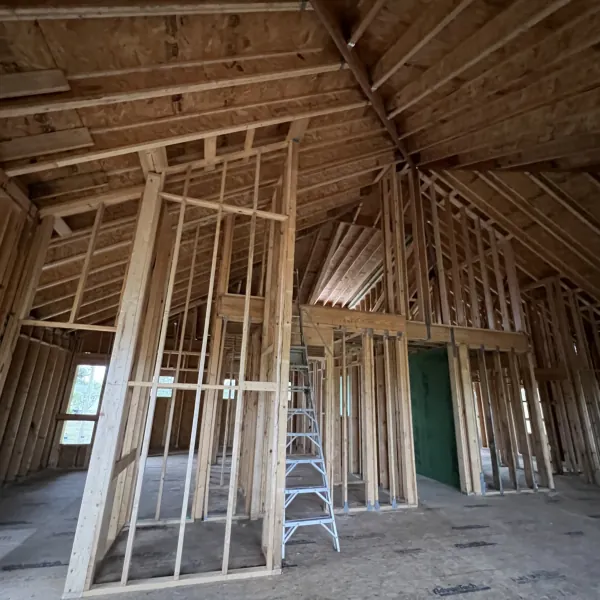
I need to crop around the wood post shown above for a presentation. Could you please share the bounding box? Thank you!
[263,141,298,570]
[361,330,379,508]
[63,173,163,598]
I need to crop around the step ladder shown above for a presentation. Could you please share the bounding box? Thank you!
[282,302,340,559]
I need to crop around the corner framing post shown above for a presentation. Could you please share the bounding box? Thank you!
[263,141,298,571]
[63,174,163,599]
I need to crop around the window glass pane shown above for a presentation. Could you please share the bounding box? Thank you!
[224,378,236,399]
[157,375,175,398]
[61,364,106,445]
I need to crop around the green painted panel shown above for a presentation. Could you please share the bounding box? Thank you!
[409,347,460,489]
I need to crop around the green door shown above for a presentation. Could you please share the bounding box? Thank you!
[409,347,460,489]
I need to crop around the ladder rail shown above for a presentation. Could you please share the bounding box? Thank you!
[282,272,340,559]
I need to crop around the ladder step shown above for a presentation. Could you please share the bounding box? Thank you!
[284,311,339,557]
[285,486,329,494]
[286,456,324,465]
[285,516,334,527]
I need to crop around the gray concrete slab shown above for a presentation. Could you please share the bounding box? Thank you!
[1,458,599,600]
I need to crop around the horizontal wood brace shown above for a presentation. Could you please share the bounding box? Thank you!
[126,381,278,392]
[113,450,137,478]
[160,192,287,221]
[56,413,98,422]
[21,319,117,332]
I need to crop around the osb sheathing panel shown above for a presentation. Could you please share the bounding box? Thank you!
[36,12,331,73]
[544,172,600,224]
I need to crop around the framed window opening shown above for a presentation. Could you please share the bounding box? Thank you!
[60,363,107,445]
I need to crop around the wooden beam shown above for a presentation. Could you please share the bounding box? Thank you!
[160,191,287,221]
[0,168,37,217]
[310,0,412,164]
[526,173,600,238]
[372,0,474,90]
[63,173,163,597]
[243,129,256,161]
[387,0,571,118]
[286,117,310,142]
[0,128,93,162]
[439,170,600,303]
[0,2,313,20]
[347,0,387,48]
[138,147,168,176]
[0,62,347,119]
[0,69,69,99]
[7,99,366,176]
[204,136,217,171]
[70,204,105,322]
[429,182,450,323]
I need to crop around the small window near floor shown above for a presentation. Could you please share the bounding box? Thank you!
[157,375,175,398]
[61,364,106,445]
[224,378,236,399]
[521,387,532,435]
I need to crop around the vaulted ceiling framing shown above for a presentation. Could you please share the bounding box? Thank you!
[1,0,599,331]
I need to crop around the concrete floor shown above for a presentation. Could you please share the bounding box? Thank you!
[1,459,600,599]
[480,447,541,492]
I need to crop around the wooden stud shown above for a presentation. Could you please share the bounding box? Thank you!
[263,141,298,569]
[341,329,349,509]
[429,182,450,323]
[63,173,163,597]
[502,239,523,331]
[489,231,510,332]
[460,207,480,328]
[222,153,261,574]
[477,349,502,492]
[70,204,105,322]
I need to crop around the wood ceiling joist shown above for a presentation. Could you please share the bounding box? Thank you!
[398,5,600,141]
[347,0,387,49]
[371,0,475,91]
[526,173,600,237]
[409,57,600,157]
[334,237,383,308]
[419,87,600,167]
[310,0,412,163]
[437,169,600,302]
[6,99,367,177]
[387,0,572,119]
[467,133,600,171]
[0,2,313,20]
[475,172,600,274]
[0,60,345,119]
[320,228,377,305]
[0,128,94,162]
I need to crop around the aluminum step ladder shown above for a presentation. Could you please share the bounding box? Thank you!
[282,304,340,559]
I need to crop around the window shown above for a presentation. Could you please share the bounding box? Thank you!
[157,375,175,398]
[61,364,106,445]
[521,387,532,435]
[223,378,236,399]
